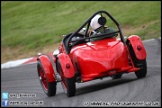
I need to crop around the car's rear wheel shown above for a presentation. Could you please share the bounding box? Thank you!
[126,41,147,78]
[134,59,147,78]
[37,60,56,96]
[57,60,76,97]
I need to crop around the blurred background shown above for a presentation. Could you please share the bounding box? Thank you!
[1,1,161,63]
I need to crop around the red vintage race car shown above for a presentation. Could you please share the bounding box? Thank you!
[37,10,147,97]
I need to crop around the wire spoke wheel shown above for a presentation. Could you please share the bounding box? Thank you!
[126,41,147,78]
[37,60,57,96]
[57,60,76,97]
[60,67,68,93]
[38,66,48,90]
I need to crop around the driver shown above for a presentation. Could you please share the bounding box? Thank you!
[89,14,117,41]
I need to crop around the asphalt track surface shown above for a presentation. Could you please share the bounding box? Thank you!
[1,38,161,107]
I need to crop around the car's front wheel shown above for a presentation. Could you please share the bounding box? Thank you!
[37,60,56,96]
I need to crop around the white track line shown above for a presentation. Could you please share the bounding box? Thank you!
[143,38,155,42]
[1,58,32,69]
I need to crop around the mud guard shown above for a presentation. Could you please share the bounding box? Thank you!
[57,53,75,79]
[37,55,56,82]
[127,35,147,60]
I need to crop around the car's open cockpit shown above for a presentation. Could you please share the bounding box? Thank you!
[62,10,125,54]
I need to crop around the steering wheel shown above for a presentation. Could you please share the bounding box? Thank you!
[69,34,85,47]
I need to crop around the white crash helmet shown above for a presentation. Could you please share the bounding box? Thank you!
[90,14,107,30]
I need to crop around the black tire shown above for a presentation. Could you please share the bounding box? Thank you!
[57,60,76,97]
[37,60,56,96]
[126,41,147,78]
[65,77,76,97]
[134,59,147,78]
[112,73,122,79]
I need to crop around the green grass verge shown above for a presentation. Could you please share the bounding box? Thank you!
[1,1,161,63]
